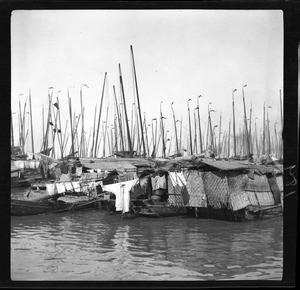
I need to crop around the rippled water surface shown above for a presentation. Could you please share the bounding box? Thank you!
[11,190,283,281]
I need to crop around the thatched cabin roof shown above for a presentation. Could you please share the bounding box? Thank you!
[79,157,137,172]
[152,156,282,175]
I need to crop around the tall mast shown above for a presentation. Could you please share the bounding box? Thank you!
[179,117,182,152]
[11,110,14,147]
[94,72,107,157]
[197,95,203,153]
[68,87,75,157]
[130,45,146,157]
[218,113,222,157]
[279,89,283,160]
[187,99,193,155]
[102,104,109,157]
[242,84,250,157]
[267,106,272,155]
[279,89,283,131]
[113,85,125,153]
[228,119,231,158]
[193,109,197,154]
[171,102,179,155]
[55,92,64,159]
[119,64,133,157]
[90,104,97,157]
[249,102,253,154]
[113,115,118,153]
[143,113,150,157]
[262,103,266,155]
[274,122,278,158]
[80,84,89,157]
[160,102,166,158]
[232,89,237,157]
[208,106,214,152]
[28,88,34,154]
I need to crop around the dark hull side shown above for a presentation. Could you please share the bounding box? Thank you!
[186,204,283,222]
[11,179,32,188]
[11,199,56,216]
[11,197,103,216]
[54,198,102,213]
[131,199,187,218]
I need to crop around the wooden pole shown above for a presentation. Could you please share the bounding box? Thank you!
[267,106,272,155]
[51,100,59,159]
[218,113,222,157]
[187,99,193,155]
[208,108,214,153]
[90,104,97,157]
[113,85,125,153]
[194,109,197,154]
[249,102,253,154]
[11,110,14,147]
[44,92,52,152]
[160,102,166,158]
[61,120,68,154]
[171,102,179,155]
[206,107,210,151]
[55,94,64,159]
[28,88,34,154]
[135,105,140,154]
[274,122,278,158]
[103,104,109,157]
[179,117,182,152]
[232,89,237,157]
[254,118,259,158]
[197,96,203,153]
[68,87,75,157]
[74,114,81,155]
[87,126,92,157]
[279,89,283,132]
[279,89,283,160]
[41,105,44,151]
[19,98,25,153]
[114,115,118,154]
[242,85,250,157]
[22,96,28,151]
[119,64,133,157]
[228,119,231,158]
[262,103,266,155]
[130,45,146,157]
[144,113,150,157]
[80,84,89,157]
[151,118,157,157]
[94,72,107,157]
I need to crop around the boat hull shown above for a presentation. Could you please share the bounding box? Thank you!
[11,199,56,216]
[131,199,186,217]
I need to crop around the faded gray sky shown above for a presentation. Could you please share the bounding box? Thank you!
[11,9,283,156]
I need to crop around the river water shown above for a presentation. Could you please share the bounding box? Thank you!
[11,189,283,281]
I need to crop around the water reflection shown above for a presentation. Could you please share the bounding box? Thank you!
[11,210,283,281]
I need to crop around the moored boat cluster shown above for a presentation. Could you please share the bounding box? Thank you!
[11,149,283,221]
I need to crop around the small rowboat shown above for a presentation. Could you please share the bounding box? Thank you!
[130,199,187,218]
[54,195,102,212]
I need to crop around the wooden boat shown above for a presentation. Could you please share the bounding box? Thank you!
[11,178,32,188]
[243,204,283,221]
[54,195,102,212]
[130,199,187,217]
[11,199,56,216]
[11,168,32,188]
[11,195,103,216]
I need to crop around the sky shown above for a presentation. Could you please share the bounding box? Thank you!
[11,9,283,157]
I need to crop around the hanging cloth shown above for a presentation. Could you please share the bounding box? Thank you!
[56,182,66,194]
[46,183,56,195]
